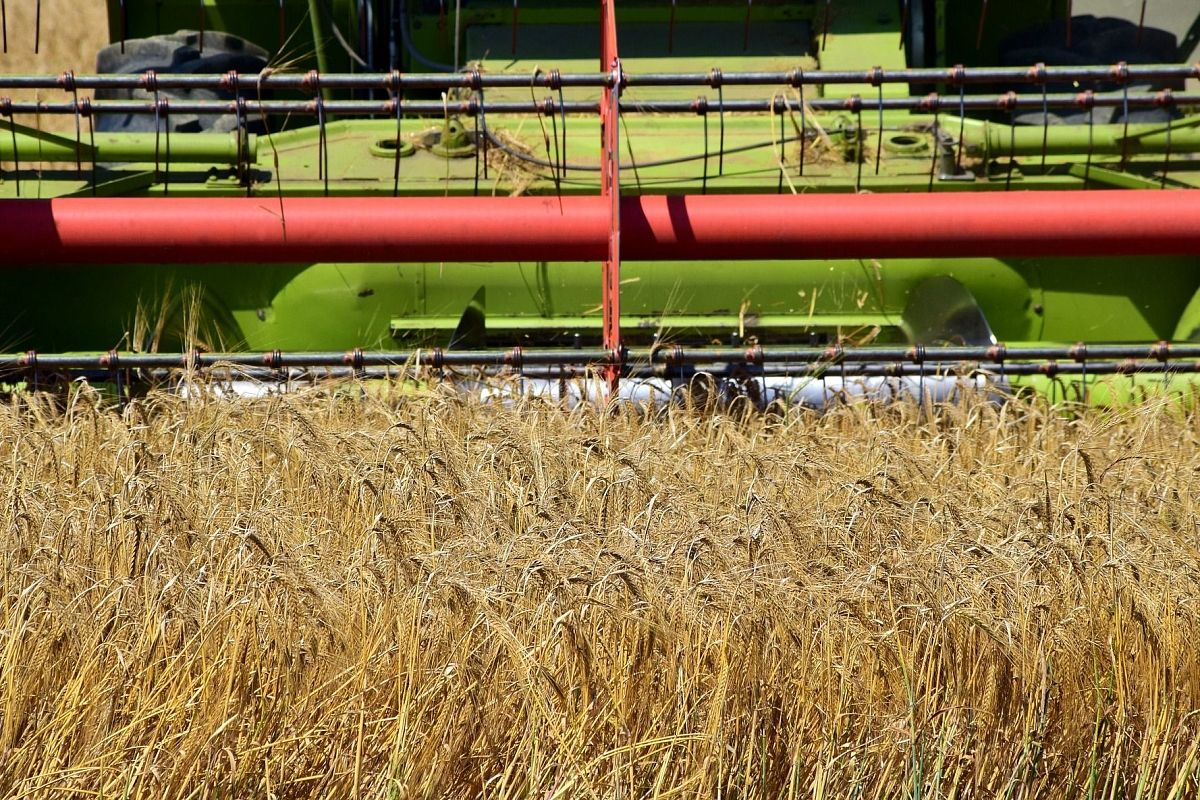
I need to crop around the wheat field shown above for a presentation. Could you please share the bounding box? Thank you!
[0,1,108,131]
[5,4,1200,798]
[1,385,1199,798]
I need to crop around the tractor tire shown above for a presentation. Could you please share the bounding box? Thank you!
[999,15,1179,125]
[94,31,269,134]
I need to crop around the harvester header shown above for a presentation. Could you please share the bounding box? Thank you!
[1,1,1199,405]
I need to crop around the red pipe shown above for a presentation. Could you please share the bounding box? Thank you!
[3,191,1200,265]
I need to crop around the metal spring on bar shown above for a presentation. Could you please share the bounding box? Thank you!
[791,67,806,177]
[79,97,96,195]
[1113,61,1131,168]
[921,92,939,190]
[1157,88,1174,188]
[708,67,726,176]
[1,96,17,197]
[869,66,883,176]
[692,96,709,193]
[391,69,403,196]
[997,91,1018,189]
[1077,90,1095,187]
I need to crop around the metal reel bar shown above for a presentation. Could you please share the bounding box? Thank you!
[2,92,1195,117]
[0,63,1195,91]
[2,343,1197,373]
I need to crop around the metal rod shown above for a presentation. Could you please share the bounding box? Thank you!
[6,191,1200,265]
[3,92,1196,117]
[2,344,1197,372]
[0,64,1195,91]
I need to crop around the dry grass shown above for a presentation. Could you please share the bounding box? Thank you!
[0,1,109,132]
[1,386,1200,797]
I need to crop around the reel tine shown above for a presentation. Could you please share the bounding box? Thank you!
[1137,0,1147,46]
[1,0,6,54]
[952,65,965,173]
[236,95,249,196]
[392,70,403,197]
[776,96,784,193]
[81,97,96,196]
[899,0,908,50]
[1082,90,1094,187]
[320,95,328,196]
[742,0,752,52]
[853,97,863,192]
[473,104,480,196]
[1005,106,1015,189]
[545,95,563,194]
[2,97,17,197]
[163,98,171,194]
[668,0,676,55]
[1038,64,1049,173]
[480,89,489,181]
[1116,62,1130,169]
[34,0,39,54]
[821,0,831,52]
[871,67,883,176]
[928,94,940,192]
[199,0,206,54]
[996,90,1017,189]
[1159,89,1174,189]
[1081,355,1087,405]
[469,67,483,194]
[511,0,519,56]
[976,0,988,51]
[62,71,84,175]
[148,71,161,184]
[305,70,329,194]
[708,68,725,176]
[699,97,708,194]
[798,69,806,177]
[555,72,567,182]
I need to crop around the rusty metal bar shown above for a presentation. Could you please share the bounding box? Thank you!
[0,64,1196,91]
[2,92,1194,117]
[4,344,1200,374]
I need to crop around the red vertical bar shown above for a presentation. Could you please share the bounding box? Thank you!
[600,0,622,395]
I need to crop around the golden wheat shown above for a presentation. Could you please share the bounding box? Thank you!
[0,384,1197,798]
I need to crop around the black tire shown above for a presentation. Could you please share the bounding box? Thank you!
[95,31,269,134]
[998,15,1180,125]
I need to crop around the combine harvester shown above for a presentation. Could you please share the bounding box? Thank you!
[2,0,1200,406]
